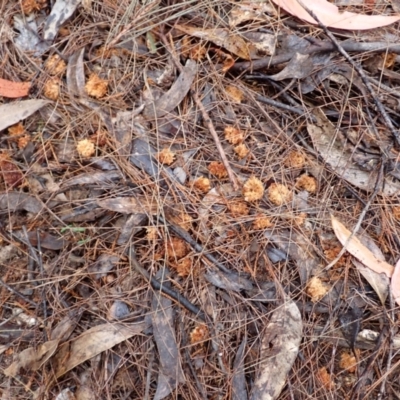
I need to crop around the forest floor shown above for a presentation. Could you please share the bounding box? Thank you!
[1,0,400,399]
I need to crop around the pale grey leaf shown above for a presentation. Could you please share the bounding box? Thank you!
[152,270,185,400]
[232,336,248,400]
[14,14,49,55]
[0,100,50,131]
[44,0,81,42]
[204,269,253,292]
[144,59,197,118]
[250,299,302,400]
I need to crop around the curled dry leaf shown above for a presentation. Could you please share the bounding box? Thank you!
[4,339,59,377]
[152,278,185,400]
[272,0,400,30]
[331,215,394,277]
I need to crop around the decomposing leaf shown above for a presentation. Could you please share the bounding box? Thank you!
[4,339,59,377]
[0,99,49,131]
[205,269,254,292]
[61,171,121,188]
[0,78,30,98]
[0,155,24,188]
[44,0,81,42]
[391,258,400,306]
[144,59,197,118]
[22,230,70,250]
[264,229,319,284]
[272,0,400,30]
[14,14,49,55]
[267,53,314,81]
[50,309,83,341]
[331,216,394,277]
[53,322,145,378]
[229,3,277,28]
[0,192,46,213]
[250,299,302,400]
[308,109,400,196]
[175,25,257,60]
[339,307,362,350]
[152,272,185,400]
[87,254,120,279]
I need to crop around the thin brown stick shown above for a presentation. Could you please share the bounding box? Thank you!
[159,32,239,191]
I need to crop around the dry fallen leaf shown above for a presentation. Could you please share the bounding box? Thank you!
[272,0,400,30]
[4,339,59,377]
[0,78,30,98]
[331,215,394,277]
[250,299,302,400]
[175,25,258,60]
[53,322,144,378]
[0,99,50,131]
[391,258,400,306]
[308,109,400,196]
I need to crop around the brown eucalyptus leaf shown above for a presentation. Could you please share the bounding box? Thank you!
[4,339,59,377]
[331,215,393,277]
[53,322,145,378]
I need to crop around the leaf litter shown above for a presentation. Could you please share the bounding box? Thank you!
[2,0,400,398]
